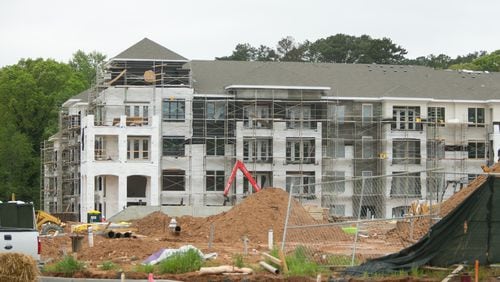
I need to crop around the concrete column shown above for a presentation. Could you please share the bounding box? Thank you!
[118,116,128,162]
[80,174,95,222]
[493,123,500,162]
[235,122,244,195]
[150,115,160,206]
[191,144,205,206]
[80,115,95,221]
[149,174,159,206]
[272,123,287,190]
[118,175,127,211]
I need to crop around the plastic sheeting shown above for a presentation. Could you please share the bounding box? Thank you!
[346,176,500,275]
[143,245,217,265]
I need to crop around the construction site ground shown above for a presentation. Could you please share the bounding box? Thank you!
[40,167,498,281]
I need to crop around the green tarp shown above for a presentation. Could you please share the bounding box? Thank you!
[346,176,500,275]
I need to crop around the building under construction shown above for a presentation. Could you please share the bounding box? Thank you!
[41,38,500,221]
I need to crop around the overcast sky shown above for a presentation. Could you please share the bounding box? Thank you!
[1,0,499,67]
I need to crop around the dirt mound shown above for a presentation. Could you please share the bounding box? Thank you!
[131,188,348,245]
[197,188,351,244]
[130,211,171,236]
[196,188,321,244]
[440,163,500,217]
[386,163,500,244]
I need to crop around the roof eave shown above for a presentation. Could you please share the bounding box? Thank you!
[225,85,331,91]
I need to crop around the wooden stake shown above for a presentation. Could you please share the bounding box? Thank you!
[441,264,464,282]
[261,252,282,265]
[278,249,288,274]
[475,260,479,282]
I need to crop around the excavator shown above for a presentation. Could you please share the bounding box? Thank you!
[223,160,261,205]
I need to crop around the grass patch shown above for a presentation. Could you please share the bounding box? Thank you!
[99,261,117,271]
[157,249,203,274]
[134,264,155,273]
[233,253,244,268]
[410,267,423,277]
[43,255,85,275]
[326,254,358,266]
[269,246,280,258]
[363,267,450,279]
[285,246,319,277]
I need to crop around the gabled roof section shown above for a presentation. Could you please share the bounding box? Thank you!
[63,89,90,107]
[113,38,188,61]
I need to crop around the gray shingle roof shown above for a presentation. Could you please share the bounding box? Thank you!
[113,38,187,61]
[189,60,500,100]
[69,89,90,103]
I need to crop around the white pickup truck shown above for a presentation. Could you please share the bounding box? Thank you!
[0,201,40,262]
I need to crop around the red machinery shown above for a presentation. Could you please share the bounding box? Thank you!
[223,160,261,197]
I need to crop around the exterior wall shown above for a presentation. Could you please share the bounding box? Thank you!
[42,58,498,222]
[50,87,496,221]
[78,86,171,220]
[380,100,492,218]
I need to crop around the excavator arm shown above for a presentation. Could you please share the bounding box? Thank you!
[223,160,261,197]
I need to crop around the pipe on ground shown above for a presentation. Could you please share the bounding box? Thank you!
[259,261,279,274]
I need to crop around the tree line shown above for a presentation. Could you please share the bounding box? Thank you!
[0,51,105,206]
[0,34,498,207]
[217,34,500,72]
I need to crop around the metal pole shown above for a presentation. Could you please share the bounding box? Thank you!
[281,184,294,252]
[351,178,365,266]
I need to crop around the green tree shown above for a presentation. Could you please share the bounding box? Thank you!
[404,51,487,69]
[309,34,407,64]
[277,37,311,62]
[216,43,257,61]
[0,58,88,205]
[69,50,107,87]
[450,51,486,65]
[0,59,86,143]
[426,54,452,69]
[450,50,500,72]
[255,45,279,61]
[363,37,407,64]
[216,34,407,64]
[0,124,38,202]
[309,34,358,63]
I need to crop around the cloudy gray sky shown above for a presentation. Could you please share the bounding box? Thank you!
[1,0,499,67]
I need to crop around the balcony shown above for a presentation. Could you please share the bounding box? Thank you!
[94,151,119,161]
[112,116,149,127]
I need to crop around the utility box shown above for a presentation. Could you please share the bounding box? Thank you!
[87,210,102,223]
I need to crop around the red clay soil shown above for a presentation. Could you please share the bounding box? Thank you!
[41,188,351,280]
[48,184,486,279]
[439,163,499,217]
[131,188,349,245]
[387,163,500,244]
